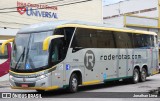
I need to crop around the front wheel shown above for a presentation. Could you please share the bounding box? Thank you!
[132,68,140,84]
[68,73,78,93]
[140,68,147,82]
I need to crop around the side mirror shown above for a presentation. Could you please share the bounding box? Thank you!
[1,38,14,54]
[43,35,64,51]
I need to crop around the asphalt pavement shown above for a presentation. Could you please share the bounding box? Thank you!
[0,73,160,101]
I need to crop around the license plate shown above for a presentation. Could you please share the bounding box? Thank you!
[21,84,28,87]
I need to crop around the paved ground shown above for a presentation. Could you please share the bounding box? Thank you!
[0,74,9,82]
[0,74,160,101]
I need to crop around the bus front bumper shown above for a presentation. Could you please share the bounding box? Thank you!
[9,73,59,91]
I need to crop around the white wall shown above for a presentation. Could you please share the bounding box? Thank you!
[103,0,158,25]
[104,16,124,27]
[0,0,103,37]
[0,28,18,36]
[0,0,102,28]
[104,0,158,17]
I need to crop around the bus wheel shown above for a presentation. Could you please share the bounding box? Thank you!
[68,73,78,93]
[132,68,139,84]
[140,68,147,82]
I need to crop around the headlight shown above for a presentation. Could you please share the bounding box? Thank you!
[39,74,47,80]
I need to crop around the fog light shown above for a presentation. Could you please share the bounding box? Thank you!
[39,75,46,80]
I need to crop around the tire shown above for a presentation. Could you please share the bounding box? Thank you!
[132,68,140,84]
[140,68,147,82]
[68,73,78,93]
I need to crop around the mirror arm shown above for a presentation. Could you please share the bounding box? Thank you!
[43,35,64,51]
[1,38,14,54]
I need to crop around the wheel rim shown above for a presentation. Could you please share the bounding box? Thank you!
[141,70,146,81]
[72,77,77,91]
[134,71,139,82]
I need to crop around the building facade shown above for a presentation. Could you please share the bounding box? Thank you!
[0,0,103,39]
[103,0,159,35]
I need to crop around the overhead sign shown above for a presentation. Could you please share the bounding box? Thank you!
[0,0,102,29]
[17,1,58,19]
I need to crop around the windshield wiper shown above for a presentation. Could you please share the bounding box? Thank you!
[15,47,25,70]
[25,47,29,64]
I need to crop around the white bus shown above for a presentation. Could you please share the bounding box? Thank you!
[1,21,159,92]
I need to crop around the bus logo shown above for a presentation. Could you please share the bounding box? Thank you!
[84,50,95,70]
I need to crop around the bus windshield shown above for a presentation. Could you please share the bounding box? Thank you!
[11,31,53,71]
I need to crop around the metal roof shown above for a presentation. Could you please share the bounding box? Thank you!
[17,20,157,35]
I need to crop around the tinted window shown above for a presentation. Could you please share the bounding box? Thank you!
[71,28,116,48]
[97,30,116,48]
[150,35,154,47]
[71,28,154,49]
[49,27,75,65]
[54,27,75,48]
[114,32,133,48]
[133,34,154,48]
[71,28,95,48]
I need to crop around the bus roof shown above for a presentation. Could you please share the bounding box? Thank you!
[18,20,156,35]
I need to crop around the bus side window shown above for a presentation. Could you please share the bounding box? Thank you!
[114,32,133,48]
[154,35,157,47]
[133,34,154,48]
[51,45,59,62]
[49,38,64,66]
[71,28,91,48]
[96,30,115,48]
[133,34,143,48]
[54,27,75,48]
[54,27,75,56]
[64,28,75,47]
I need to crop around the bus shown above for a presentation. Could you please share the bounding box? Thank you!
[1,21,159,92]
[0,40,12,77]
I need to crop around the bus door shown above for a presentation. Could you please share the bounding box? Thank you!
[49,38,65,86]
